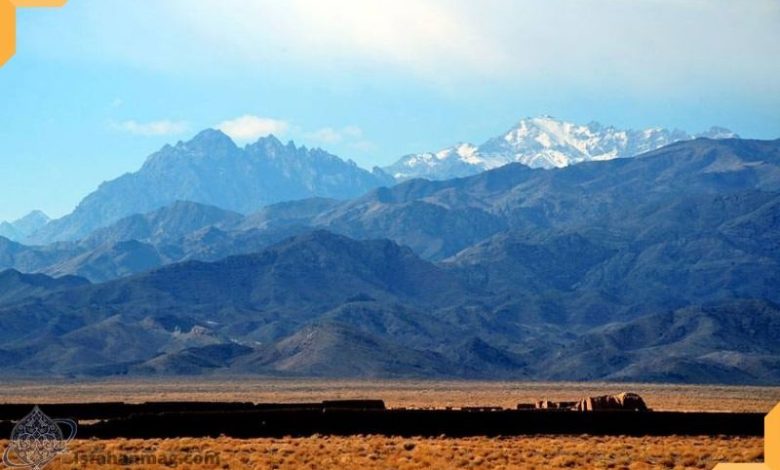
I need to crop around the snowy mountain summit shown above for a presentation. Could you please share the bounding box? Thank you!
[384,116,738,180]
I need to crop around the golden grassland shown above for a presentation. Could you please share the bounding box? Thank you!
[1,435,764,470]
[0,378,778,412]
[0,379,776,469]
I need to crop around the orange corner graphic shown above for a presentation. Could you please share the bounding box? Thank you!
[10,0,67,6]
[0,0,67,67]
[715,402,779,469]
[0,0,14,67]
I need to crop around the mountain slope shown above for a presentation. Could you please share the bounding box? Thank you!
[0,269,89,305]
[29,130,393,243]
[0,231,481,376]
[0,138,777,382]
[6,139,778,283]
[0,211,50,242]
[4,138,778,287]
[538,300,780,384]
[80,200,243,248]
[384,116,738,180]
[324,138,780,259]
[0,228,777,382]
[0,201,310,283]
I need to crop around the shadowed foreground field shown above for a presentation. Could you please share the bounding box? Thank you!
[4,435,763,470]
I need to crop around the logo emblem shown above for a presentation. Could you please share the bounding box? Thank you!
[2,406,76,470]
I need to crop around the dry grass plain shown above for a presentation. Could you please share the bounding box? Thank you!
[1,378,778,412]
[0,379,775,469]
[1,435,764,470]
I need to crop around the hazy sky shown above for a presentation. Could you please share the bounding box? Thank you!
[1,0,779,221]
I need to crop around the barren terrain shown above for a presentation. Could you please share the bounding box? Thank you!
[0,378,777,412]
[0,380,775,469]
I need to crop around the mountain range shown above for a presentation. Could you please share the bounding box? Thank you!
[26,130,393,244]
[15,116,738,246]
[0,136,778,383]
[0,201,314,282]
[10,137,778,282]
[383,116,738,180]
[0,211,50,242]
[0,230,777,383]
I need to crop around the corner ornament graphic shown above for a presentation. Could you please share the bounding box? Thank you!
[715,402,780,469]
[1,0,67,68]
[2,406,76,470]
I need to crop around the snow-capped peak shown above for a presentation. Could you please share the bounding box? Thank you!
[385,143,484,180]
[696,126,739,140]
[383,116,738,181]
[435,143,480,162]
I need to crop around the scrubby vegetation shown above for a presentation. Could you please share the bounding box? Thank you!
[20,435,763,470]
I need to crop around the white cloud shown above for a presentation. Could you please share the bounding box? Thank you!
[112,119,188,136]
[41,0,777,91]
[342,126,363,139]
[154,0,506,80]
[305,125,373,152]
[349,140,376,153]
[307,128,342,144]
[216,115,290,141]
[306,126,363,145]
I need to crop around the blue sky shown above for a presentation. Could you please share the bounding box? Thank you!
[1,0,779,222]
